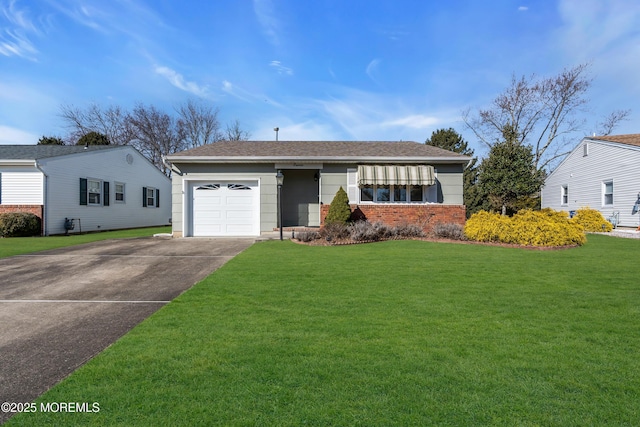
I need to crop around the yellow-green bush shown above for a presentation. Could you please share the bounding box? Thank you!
[464,209,586,246]
[463,211,511,243]
[570,207,613,232]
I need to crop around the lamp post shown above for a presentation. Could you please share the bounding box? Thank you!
[276,170,284,240]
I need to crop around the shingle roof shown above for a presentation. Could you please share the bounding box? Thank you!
[0,144,117,160]
[590,134,640,147]
[167,141,470,163]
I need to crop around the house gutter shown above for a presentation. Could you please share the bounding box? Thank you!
[162,156,182,176]
[34,161,49,236]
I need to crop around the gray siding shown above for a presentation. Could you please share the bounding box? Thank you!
[542,139,640,228]
[40,147,171,235]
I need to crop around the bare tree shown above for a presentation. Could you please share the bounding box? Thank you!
[176,99,222,148]
[128,103,185,176]
[596,109,630,136]
[463,63,630,171]
[59,103,135,146]
[225,119,251,141]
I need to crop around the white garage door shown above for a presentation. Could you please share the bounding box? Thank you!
[192,182,259,236]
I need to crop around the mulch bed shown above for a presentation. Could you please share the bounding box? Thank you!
[292,236,578,250]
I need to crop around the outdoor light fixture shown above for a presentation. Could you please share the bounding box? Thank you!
[276,170,284,240]
[314,172,319,182]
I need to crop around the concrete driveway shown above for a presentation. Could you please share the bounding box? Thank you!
[0,236,254,423]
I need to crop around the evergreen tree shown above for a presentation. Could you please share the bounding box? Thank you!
[426,128,481,217]
[478,125,545,215]
[325,187,352,225]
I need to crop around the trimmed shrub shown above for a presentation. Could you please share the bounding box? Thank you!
[296,230,320,242]
[508,209,585,246]
[324,187,352,225]
[464,211,510,243]
[319,222,351,241]
[349,221,394,241]
[394,223,426,239]
[432,223,466,240]
[571,207,613,232]
[0,212,41,237]
[464,209,586,246]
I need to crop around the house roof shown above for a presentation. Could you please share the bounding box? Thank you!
[166,141,471,164]
[0,144,118,160]
[590,134,640,147]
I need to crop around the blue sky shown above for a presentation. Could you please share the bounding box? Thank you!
[1,0,639,157]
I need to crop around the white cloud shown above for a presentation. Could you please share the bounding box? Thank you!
[269,60,293,75]
[518,6,528,11]
[382,114,440,129]
[154,66,211,98]
[222,79,284,107]
[0,0,39,60]
[366,58,382,84]
[253,0,280,46]
[0,125,38,144]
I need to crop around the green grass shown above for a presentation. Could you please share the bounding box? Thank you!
[0,226,171,258]
[7,235,640,426]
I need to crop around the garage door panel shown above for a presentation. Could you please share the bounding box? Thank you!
[191,181,259,236]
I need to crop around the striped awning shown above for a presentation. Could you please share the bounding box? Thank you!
[357,165,435,186]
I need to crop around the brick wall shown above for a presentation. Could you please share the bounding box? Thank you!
[321,204,466,233]
[0,205,44,235]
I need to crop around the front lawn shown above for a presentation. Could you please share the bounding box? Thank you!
[0,226,171,258]
[7,235,640,426]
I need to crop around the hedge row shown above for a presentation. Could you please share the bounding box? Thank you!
[0,212,41,237]
[464,208,596,247]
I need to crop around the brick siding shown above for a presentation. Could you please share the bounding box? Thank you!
[321,203,466,233]
[0,205,44,235]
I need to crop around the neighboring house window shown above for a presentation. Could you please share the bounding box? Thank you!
[561,185,568,205]
[603,180,614,206]
[79,178,109,206]
[142,187,160,208]
[115,182,125,202]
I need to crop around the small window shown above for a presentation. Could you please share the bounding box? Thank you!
[583,143,589,156]
[88,179,101,205]
[561,185,568,205]
[228,183,251,190]
[410,185,423,202]
[603,181,613,206]
[197,184,220,190]
[115,182,125,202]
[146,187,156,207]
[360,185,374,201]
[376,185,391,202]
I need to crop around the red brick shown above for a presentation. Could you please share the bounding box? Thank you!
[321,204,465,233]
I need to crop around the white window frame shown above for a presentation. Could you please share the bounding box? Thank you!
[561,185,568,206]
[87,179,102,206]
[146,187,156,208]
[359,184,428,203]
[115,182,125,203]
[602,180,614,207]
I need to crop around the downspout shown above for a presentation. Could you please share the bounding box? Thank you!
[34,161,48,236]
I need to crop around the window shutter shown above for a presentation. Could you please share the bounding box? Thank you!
[346,168,358,203]
[80,178,87,205]
[103,181,110,206]
[142,187,147,207]
[155,189,160,208]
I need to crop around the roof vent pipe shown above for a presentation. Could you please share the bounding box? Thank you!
[274,127,279,141]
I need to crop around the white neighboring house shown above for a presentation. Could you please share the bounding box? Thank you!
[0,145,171,235]
[541,134,640,228]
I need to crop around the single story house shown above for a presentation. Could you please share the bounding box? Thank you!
[541,134,640,228]
[165,141,471,237]
[0,145,172,235]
